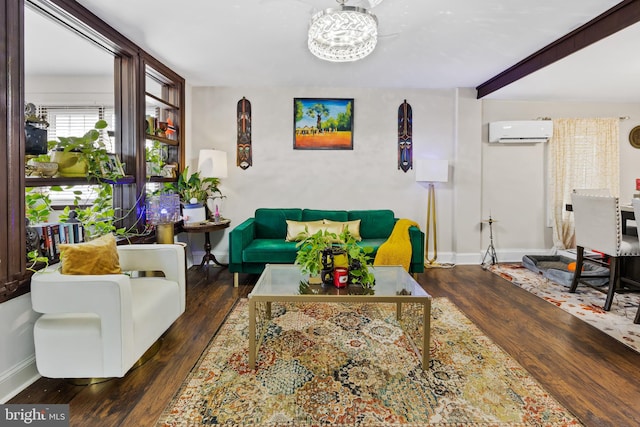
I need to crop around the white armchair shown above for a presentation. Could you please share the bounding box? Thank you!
[30,244,186,379]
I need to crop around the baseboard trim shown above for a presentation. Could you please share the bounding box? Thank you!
[0,356,40,403]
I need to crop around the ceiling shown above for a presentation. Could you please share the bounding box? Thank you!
[25,0,638,102]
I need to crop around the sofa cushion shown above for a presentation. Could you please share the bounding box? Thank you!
[324,219,362,241]
[254,208,302,239]
[243,239,299,263]
[348,210,395,239]
[285,220,325,242]
[302,209,348,222]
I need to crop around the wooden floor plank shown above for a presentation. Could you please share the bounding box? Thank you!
[9,265,640,426]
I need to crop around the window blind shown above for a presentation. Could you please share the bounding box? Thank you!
[36,105,116,205]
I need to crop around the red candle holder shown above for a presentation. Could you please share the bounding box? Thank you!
[333,268,349,288]
[635,178,640,191]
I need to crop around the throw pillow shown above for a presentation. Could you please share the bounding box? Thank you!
[285,220,325,242]
[59,233,122,275]
[323,219,362,241]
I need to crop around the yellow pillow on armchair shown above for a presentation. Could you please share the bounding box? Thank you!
[59,233,122,275]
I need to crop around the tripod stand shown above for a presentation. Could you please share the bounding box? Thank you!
[482,216,498,268]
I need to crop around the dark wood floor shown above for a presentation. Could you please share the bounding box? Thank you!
[10,265,640,426]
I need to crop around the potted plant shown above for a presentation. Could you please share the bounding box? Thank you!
[49,119,123,181]
[295,228,337,284]
[177,166,221,203]
[340,229,375,289]
[26,153,58,178]
[176,166,222,223]
[294,227,375,288]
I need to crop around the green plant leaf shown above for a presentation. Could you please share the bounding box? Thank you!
[94,119,108,130]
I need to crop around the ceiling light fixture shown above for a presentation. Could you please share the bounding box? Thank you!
[308,0,378,62]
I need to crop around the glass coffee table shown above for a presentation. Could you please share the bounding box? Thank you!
[248,264,431,370]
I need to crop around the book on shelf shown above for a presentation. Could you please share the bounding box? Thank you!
[51,224,61,257]
[31,222,85,260]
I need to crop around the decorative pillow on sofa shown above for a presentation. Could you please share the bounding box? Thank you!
[59,233,122,275]
[323,219,362,241]
[285,220,325,242]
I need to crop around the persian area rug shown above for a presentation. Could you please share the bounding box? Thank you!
[157,298,581,426]
[488,263,640,353]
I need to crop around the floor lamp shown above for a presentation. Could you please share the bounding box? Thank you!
[415,159,449,267]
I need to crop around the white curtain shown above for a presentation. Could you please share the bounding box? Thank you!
[548,118,620,250]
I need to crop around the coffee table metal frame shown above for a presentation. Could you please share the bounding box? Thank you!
[248,264,431,370]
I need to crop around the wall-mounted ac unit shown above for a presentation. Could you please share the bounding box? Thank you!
[488,120,553,143]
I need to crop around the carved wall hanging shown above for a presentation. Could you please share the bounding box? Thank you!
[398,99,412,172]
[237,97,252,169]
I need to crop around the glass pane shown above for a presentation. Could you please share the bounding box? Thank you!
[24,5,116,151]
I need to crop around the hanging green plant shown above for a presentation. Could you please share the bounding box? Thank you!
[25,188,52,224]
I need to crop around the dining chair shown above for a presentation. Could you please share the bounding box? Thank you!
[570,194,640,311]
[630,198,640,323]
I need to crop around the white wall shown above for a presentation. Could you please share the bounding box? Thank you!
[0,295,40,402]
[482,100,640,259]
[25,75,113,106]
[187,86,477,264]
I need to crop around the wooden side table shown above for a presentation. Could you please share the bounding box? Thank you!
[181,220,230,269]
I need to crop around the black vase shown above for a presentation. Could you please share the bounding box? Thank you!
[320,268,334,286]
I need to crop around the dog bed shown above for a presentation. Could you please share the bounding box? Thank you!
[522,254,609,287]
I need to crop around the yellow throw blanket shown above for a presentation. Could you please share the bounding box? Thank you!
[373,218,419,272]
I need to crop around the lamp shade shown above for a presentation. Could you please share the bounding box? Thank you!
[198,149,228,178]
[415,159,449,183]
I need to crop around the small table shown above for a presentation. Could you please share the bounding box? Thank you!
[181,219,230,268]
[248,264,431,370]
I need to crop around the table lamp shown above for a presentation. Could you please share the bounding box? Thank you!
[198,149,228,221]
[198,149,228,179]
[415,158,449,267]
[146,193,181,243]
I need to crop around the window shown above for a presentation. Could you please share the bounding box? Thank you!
[41,106,115,152]
[37,105,116,206]
[547,118,620,249]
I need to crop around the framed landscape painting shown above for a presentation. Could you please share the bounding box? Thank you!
[293,98,354,150]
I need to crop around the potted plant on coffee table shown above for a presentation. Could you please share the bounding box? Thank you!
[340,229,375,289]
[294,228,337,284]
[294,227,375,288]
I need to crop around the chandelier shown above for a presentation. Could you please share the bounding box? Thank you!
[308,0,378,62]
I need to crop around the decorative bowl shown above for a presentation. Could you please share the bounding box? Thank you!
[29,161,59,177]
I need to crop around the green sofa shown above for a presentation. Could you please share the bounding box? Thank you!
[229,208,425,286]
